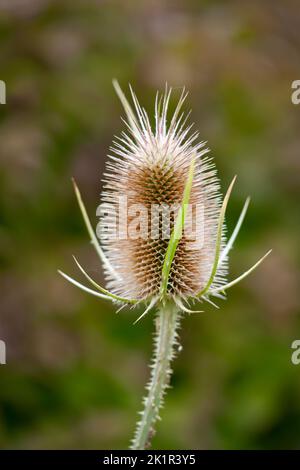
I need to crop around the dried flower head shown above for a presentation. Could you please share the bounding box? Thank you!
[59,81,270,317]
[59,82,271,449]
[101,83,227,306]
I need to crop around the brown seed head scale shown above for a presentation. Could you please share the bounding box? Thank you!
[100,84,228,304]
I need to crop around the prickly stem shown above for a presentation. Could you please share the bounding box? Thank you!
[131,302,181,450]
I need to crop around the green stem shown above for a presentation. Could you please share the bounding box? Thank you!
[131,302,180,450]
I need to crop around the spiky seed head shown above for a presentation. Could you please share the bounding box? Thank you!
[100,84,228,302]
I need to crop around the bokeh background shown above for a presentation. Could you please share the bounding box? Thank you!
[0,0,300,450]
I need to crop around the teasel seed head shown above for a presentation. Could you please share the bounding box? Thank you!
[101,83,228,304]
[58,81,272,451]
[59,81,271,315]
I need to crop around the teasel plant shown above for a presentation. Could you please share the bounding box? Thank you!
[59,81,271,450]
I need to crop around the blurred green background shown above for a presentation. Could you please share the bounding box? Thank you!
[0,0,300,450]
